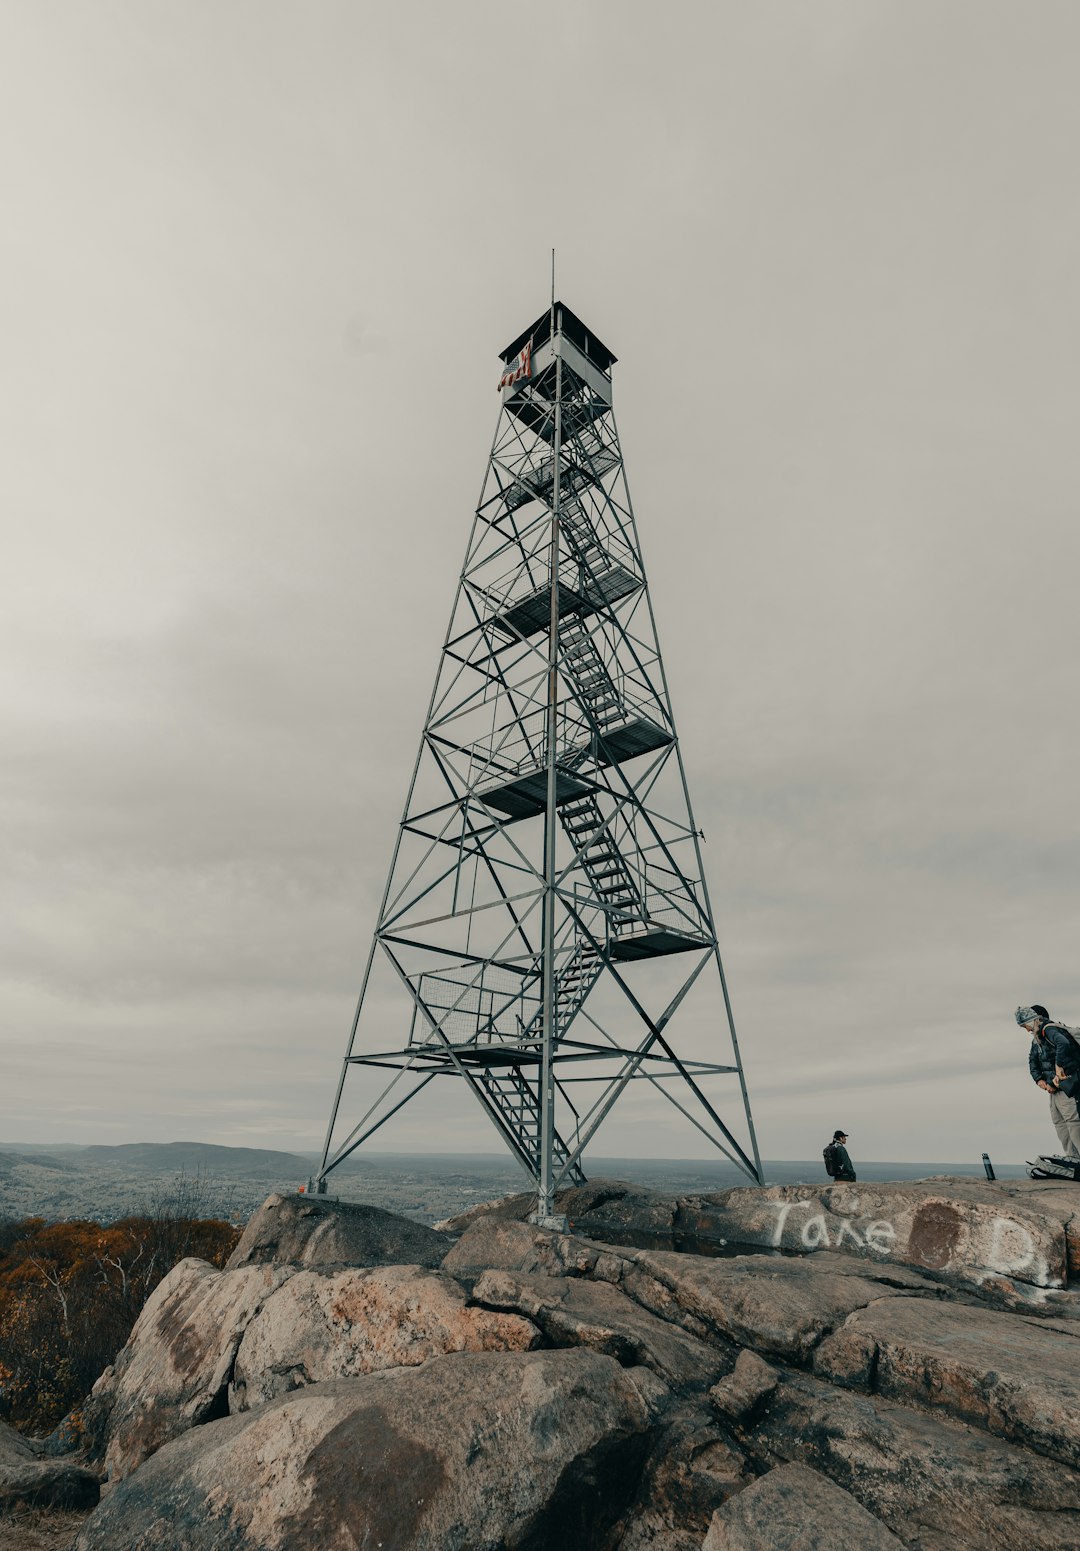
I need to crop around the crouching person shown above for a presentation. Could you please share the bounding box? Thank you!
[1017,1004,1080,1159]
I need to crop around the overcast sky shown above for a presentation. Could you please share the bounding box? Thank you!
[3,2,1079,1167]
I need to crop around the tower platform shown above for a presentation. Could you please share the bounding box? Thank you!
[477,767,594,820]
[491,566,640,640]
[475,714,672,818]
[609,927,712,960]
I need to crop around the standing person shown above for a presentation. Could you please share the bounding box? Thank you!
[1016,1005,1080,1158]
[824,1130,856,1182]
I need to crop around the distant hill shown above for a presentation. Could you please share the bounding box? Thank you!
[0,1150,76,1175]
[76,1142,313,1178]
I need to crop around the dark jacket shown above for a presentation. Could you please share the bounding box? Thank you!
[1029,1024,1080,1097]
[831,1143,856,1182]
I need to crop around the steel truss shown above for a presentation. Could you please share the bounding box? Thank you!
[314,302,762,1216]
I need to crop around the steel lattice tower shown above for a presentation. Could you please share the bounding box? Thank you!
[314,302,762,1219]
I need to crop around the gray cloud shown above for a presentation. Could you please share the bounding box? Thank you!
[2,2,1079,1165]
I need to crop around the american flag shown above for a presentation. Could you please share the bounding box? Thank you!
[498,340,531,391]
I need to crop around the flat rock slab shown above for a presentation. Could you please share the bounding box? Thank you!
[444,1176,1078,1293]
[703,1462,904,1550]
[99,1256,294,1479]
[814,1295,1080,1467]
[75,1349,651,1551]
[472,1267,727,1389]
[227,1190,448,1271]
[620,1248,924,1363]
[446,1218,929,1364]
[754,1369,1080,1551]
[232,1264,539,1409]
[650,1181,1073,1292]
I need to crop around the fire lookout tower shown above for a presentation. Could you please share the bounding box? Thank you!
[313,302,762,1219]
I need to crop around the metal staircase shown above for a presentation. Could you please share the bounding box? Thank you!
[555,939,602,1032]
[472,1063,586,1185]
[558,611,623,737]
[558,792,645,936]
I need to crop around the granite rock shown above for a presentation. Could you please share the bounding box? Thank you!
[75,1349,650,1551]
[97,1256,293,1479]
[751,1368,1080,1551]
[0,1418,99,1512]
[702,1461,905,1550]
[232,1263,539,1408]
[472,1267,726,1389]
[814,1294,1080,1466]
[227,1190,448,1271]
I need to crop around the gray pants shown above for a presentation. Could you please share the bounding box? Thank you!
[1049,1090,1080,1157]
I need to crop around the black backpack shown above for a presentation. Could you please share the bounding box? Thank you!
[823,1143,838,1178]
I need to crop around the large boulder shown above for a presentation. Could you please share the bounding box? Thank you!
[814,1296,1080,1466]
[442,1175,1080,1295]
[702,1462,905,1549]
[75,1349,651,1551]
[227,1191,448,1270]
[752,1368,1080,1551]
[0,1417,98,1512]
[231,1264,539,1409]
[96,1256,294,1479]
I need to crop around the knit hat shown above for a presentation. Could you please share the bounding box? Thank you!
[1016,1006,1041,1027]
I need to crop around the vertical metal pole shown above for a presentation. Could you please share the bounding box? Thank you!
[537,302,562,1223]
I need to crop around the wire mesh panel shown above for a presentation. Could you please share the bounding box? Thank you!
[410,967,540,1048]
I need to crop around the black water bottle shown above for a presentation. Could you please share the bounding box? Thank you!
[982,1152,996,1181]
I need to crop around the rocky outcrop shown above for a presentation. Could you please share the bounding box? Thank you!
[75,1350,650,1551]
[67,1182,1080,1550]
[226,1189,448,1270]
[443,1175,1080,1298]
[0,1418,98,1512]
[750,1369,1080,1551]
[472,1267,726,1390]
[231,1263,539,1408]
[448,1216,944,1362]
[682,1180,1075,1294]
[702,1461,907,1550]
[814,1295,1080,1465]
[92,1256,293,1479]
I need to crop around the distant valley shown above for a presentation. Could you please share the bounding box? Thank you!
[0,1142,1026,1227]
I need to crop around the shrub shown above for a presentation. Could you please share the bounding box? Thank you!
[0,1195,240,1434]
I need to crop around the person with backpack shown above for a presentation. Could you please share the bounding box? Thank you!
[823,1130,856,1182]
[1017,1004,1080,1158]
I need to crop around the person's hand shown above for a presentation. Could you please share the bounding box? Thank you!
[1039,1080,1053,1091]
[1056,1066,1068,1081]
